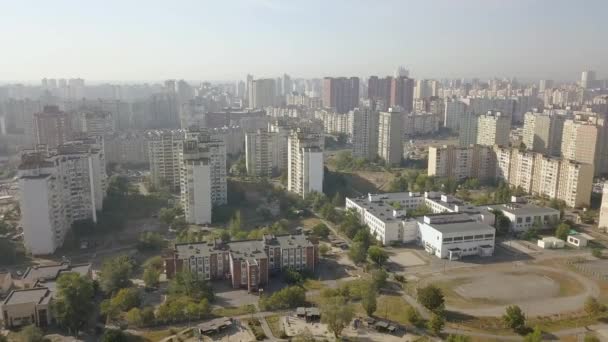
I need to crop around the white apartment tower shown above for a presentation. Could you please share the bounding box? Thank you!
[476,111,510,146]
[248,79,277,109]
[350,107,379,160]
[180,132,227,224]
[377,109,403,165]
[18,140,107,255]
[458,111,478,147]
[288,130,324,198]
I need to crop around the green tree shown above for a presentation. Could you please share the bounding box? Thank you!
[52,273,95,335]
[405,306,422,326]
[360,282,377,316]
[98,255,135,294]
[417,285,445,312]
[229,210,243,236]
[126,307,144,327]
[524,326,543,342]
[143,267,160,288]
[555,222,570,240]
[320,296,354,338]
[110,287,141,312]
[18,325,45,342]
[427,313,445,335]
[143,256,164,270]
[100,329,128,342]
[312,223,330,239]
[0,239,17,265]
[319,244,330,256]
[168,271,214,302]
[503,305,526,332]
[492,210,511,236]
[367,246,388,265]
[259,286,306,310]
[584,335,601,342]
[371,268,388,289]
[141,306,156,326]
[348,241,367,264]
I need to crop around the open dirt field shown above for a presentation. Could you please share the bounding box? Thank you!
[421,264,599,317]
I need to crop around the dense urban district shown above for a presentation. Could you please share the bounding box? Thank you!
[1,71,608,342]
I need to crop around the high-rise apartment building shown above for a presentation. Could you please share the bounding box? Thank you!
[389,76,414,113]
[493,146,593,207]
[147,130,186,191]
[367,76,392,109]
[350,107,379,160]
[247,78,277,109]
[561,117,599,174]
[314,109,352,135]
[287,130,324,198]
[581,70,596,89]
[33,106,72,148]
[377,109,403,165]
[282,74,292,96]
[322,77,360,114]
[522,111,565,156]
[459,112,478,147]
[428,144,495,181]
[444,99,466,131]
[245,129,279,178]
[403,112,440,136]
[78,109,115,137]
[476,111,510,146]
[599,182,608,231]
[18,139,107,255]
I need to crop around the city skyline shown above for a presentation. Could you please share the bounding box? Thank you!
[1,0,607,82]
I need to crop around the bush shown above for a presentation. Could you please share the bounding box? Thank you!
[259,286,306,311]
[417,285,445,313]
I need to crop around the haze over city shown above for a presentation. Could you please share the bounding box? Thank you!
[1,0,607,81]
[2,1,608,342]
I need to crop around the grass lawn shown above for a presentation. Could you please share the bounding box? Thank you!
[303,279,325,290]
[212,304,257,317]
[140,329,173,341]
[265,315,285,338]
[352,294,415,325]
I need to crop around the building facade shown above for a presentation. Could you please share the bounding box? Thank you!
[165,234,318,292]
[287,130,324,198]
[350,107,379,160]
[322,77,359,114]
[476,111,510,146]
[377,109,403,165]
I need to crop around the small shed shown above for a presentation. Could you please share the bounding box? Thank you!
[567,233,594,248]
[537,237,565,249]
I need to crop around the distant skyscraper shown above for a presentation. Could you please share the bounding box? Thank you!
[389,76,414,113]
[367,76,392,110]
[245,74,254,100]
[539,79,553,92]
[282,74,292,96]
[581,70,596,89]
[322,77,359,114]
[394,66,409,78]
[444,99,466,131]
[33,105,72,148]
[248,79,277,109]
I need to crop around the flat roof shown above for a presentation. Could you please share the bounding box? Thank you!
[485,204,559,216]
[423,217,496,235]
[3,288,51,306]
[22,263,91,284]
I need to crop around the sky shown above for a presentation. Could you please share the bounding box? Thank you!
[0,0,607,82]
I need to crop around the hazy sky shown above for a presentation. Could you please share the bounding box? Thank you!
[1,0,606,82]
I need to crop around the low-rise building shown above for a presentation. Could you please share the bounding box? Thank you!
[165,234,317,292]
[483,202,560,233]
[1,288,53,328]
[419,213,496,260]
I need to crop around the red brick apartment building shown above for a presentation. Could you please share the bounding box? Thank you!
[165,234,318,292]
